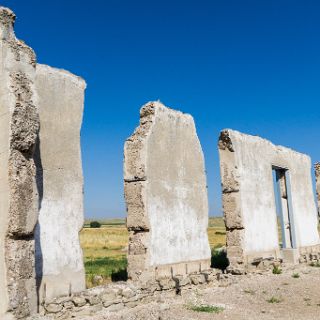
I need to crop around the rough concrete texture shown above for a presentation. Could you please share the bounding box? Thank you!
[218,129,320,274]
[0,6,39,319]
[35,64,86,301]
[315,163,320,216]
[124,101,211,282]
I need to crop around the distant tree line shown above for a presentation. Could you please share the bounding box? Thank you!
[90,221,101,228]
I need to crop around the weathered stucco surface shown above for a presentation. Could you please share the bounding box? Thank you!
[0,7,39,319]
[315,163,320,216]
[219,129,320,273]
[35,64,86,301]
[124,101,211,282]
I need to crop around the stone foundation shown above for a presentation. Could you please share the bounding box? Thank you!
[298,244,320,263]
[39,268,220,319]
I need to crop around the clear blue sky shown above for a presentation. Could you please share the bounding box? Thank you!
[3,0,320,218]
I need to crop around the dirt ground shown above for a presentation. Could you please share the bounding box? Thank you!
[81,264,320,320]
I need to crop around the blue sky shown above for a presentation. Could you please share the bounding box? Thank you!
[3,0,320,218]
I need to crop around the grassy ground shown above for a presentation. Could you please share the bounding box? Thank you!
[80,217,226,288]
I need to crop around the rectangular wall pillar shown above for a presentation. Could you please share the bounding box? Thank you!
[0,7,39,319]
[35,64,86,302]
[124,102,211,283]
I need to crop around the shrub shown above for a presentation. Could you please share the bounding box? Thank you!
[211,247,229,271]
[292,273,300,278]
[90,221,101,228]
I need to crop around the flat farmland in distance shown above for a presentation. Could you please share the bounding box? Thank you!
[80,217,226,287]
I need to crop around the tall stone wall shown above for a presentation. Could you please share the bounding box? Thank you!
[35,64,86,301]
[218,129,320,274]
[124,101,211,282]
[0,7,39,319]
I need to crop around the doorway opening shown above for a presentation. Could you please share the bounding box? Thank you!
[272,167,296,249]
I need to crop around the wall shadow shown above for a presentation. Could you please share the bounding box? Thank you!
[34,136,44,308]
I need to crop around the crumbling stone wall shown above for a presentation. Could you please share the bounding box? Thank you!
[0,7,86,318]
[35,64,86,301]
[39,268,220,319]
[219,129,320,274]
[0,7,39,319]
[124,102,211,283]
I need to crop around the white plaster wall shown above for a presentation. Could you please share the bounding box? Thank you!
[146,104,211,266]
[35,64,86,300]
[286,153,319,247]
[228,130,319,255]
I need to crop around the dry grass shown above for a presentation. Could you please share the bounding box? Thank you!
[80,226,128,258]
[208,217,226,249]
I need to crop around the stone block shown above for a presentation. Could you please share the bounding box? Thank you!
[72,296,87,307]
[158,277,176,290]
[226,229,244,247]
[128,231,149,255]
[222,192,243,229]
[125,182,149,230]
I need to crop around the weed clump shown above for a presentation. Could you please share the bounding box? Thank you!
[272,265,282,274]
[267,296,282,303]
[187,304,224,313]
[243,289,255,295]
[310,261,320,267]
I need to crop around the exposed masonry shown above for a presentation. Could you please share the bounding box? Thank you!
[6,71,39,319]
[34,268,222,319]
[0,6,86,319]
[0,7,39,319]
[218,129,320,274]
[124,102,211,283]
[218,130,244,274]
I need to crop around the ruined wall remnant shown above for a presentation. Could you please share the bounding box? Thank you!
[0,7,87,317]
[35,64,86,301]
[0,7,39,319]
[218,129,320,274]
[124,101,211,282]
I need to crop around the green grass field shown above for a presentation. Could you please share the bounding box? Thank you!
[80,217,226,288]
